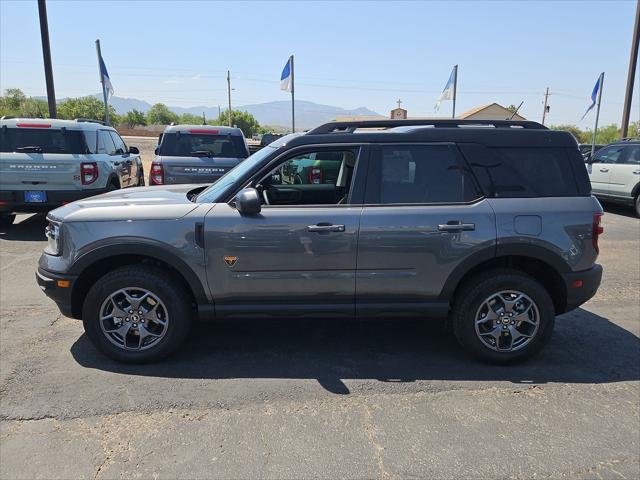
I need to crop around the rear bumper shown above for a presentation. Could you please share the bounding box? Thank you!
[561,264,603,312]
[0,187,111,213]
[36,267,77,318]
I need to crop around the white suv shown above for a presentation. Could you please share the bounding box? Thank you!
[0,117,145,226]
[587,139,640,217]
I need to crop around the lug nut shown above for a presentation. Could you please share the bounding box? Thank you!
[138,310,143,315]
[141,319,145,323]
[133,323,137,327]
[125,317,130,322]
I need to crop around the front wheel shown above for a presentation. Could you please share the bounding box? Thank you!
[0,213,15,228]
[82,265,193,363]
[635,194,639,218]
[451,269,555,364]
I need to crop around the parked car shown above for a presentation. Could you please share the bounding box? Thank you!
[586,138,640,216]
[37,119,603,364]
[0,117,144,227]
[150,125,249,186]
[260,132,284,147]
[578,143,605,162]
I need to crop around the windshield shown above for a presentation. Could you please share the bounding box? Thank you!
[159,132,248,158]
[0,128,91,154]
[196,145,277,203]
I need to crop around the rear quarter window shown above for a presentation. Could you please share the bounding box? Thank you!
[459,144,586,197]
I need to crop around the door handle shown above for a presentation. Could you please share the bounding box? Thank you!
[438,221,475,232]
[599,168,609,173]
[307,223,345,233]
[633,171,640,175]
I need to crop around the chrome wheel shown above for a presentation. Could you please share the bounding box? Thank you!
[475,290,539,352]
[99,287,169,351]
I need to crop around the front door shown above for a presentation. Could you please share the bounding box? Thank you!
[356,143,496,317]
[204,146,367,318]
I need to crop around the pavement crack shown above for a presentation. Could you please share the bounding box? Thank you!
[362,402,391,480]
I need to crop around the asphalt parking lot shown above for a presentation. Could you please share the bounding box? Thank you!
[0,205,638,479]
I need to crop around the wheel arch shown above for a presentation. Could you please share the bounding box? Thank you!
[68,243,208,319]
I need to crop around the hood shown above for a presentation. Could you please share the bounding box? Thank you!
[49,184,207,223]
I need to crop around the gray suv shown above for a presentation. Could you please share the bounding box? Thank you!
[150,124,249,186]
[37,119,604,364]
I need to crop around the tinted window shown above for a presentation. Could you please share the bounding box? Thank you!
[593,145,625,164]
[98,130,116,155]
[270,151,352,186]
[0,128,91,154]
[109,131,127,154]
[463,145,579,197]
[623,146,640,165]
[159,133,248,158]
[367,145,479,204]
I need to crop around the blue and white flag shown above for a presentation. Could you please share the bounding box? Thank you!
[435,65,457,111]
[280,56,293,92]
[99,54,114,100]
[580,74,603,121]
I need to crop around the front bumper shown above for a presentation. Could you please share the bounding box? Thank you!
[0,187,111,214]
[36,267,77,318]
[561,264,603,312]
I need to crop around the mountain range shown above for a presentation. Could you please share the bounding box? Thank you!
[101,95,382,129]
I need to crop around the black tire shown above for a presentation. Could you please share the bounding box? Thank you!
[635,194,639,218]
[0,213,15,228]
[137,168,145,187]
[451,269,555,364]
[82,265,193,363]
[107,178,120,192]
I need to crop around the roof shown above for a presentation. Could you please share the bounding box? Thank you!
[458,103,526,121]
[279,119,577,149]
[0,117,111,130]
[163,124,244,135]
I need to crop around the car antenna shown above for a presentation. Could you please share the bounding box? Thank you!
[509,101,524,120]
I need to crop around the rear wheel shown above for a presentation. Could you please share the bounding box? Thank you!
[0,213,15,228]
[137,168,145,187]
[451,269,555,364]
[82,265,193,363]
[635,194,639,218]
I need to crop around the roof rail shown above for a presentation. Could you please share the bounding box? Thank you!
[307,119,547,135]
[0,116,16,120]
[619,137,640,141]
[74,118,106,125]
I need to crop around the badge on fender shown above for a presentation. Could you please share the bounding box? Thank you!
[224,256,238,267]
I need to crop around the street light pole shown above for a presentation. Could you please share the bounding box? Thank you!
[37,0,56,118]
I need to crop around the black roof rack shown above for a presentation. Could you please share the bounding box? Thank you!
[74,118,106,125]
[307,119,547,135]
[0,116,16,120]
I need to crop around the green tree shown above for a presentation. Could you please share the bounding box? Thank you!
[549,124,589,143]
[506,104,518,113]
[212,109,260,137]
[582,124,620,144]
[57,96,118,124]
[124,109,147,128]
[0,88,49,118]
[146,103,179,125]
[180,112,205,124]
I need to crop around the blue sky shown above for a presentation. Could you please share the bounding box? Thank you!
[1,0,638,126]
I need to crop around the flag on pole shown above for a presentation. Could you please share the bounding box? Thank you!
[280,57,293,92]
[434,66,456,111]
[580,74,603,121]
[98,54,114,100]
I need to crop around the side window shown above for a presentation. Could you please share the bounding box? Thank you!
[623,146,640,165]
[593,145,625,164]
[97,130,116,155]
[259,149,358,206]
[109,131,127,155]
[367,144,479,204]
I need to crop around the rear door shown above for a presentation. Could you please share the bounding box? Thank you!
[609,145,640,199]
[356,143,495,317]
[588,144,626,196]
[97,130,127,187]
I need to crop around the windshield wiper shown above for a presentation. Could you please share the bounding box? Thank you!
[191,150,214,157]
[15,146,44,153]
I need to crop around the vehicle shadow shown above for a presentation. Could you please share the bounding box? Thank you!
[70,307,640,393]
[602,202,638,219]
[0,213,47,241]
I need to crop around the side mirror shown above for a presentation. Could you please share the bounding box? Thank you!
[129,146,139,154]
[154,146,159,155]
[235,188,261,215]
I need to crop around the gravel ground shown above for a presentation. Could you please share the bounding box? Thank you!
[0,204,638,479]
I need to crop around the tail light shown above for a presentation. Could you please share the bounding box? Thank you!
[150,162,164,185]
[592,213,604,253]
[80,162,98,185]
[308,167,323,184]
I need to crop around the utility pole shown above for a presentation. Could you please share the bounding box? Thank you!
[227,70,232,127]
[452,64,458,119]
[541,87,550,125]
[621,0,640,138]
[218,105,221,119]
[37,0,56,118]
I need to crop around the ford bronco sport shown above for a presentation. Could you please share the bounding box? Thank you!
[0,117,144,226]
[37,119,604,364]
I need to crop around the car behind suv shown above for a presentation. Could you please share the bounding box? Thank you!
[0,117,144,226]
[149,124,249,186]
[586,138,640,216]
[37,119,603,364]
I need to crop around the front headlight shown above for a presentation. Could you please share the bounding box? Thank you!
[44,219,62,256]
